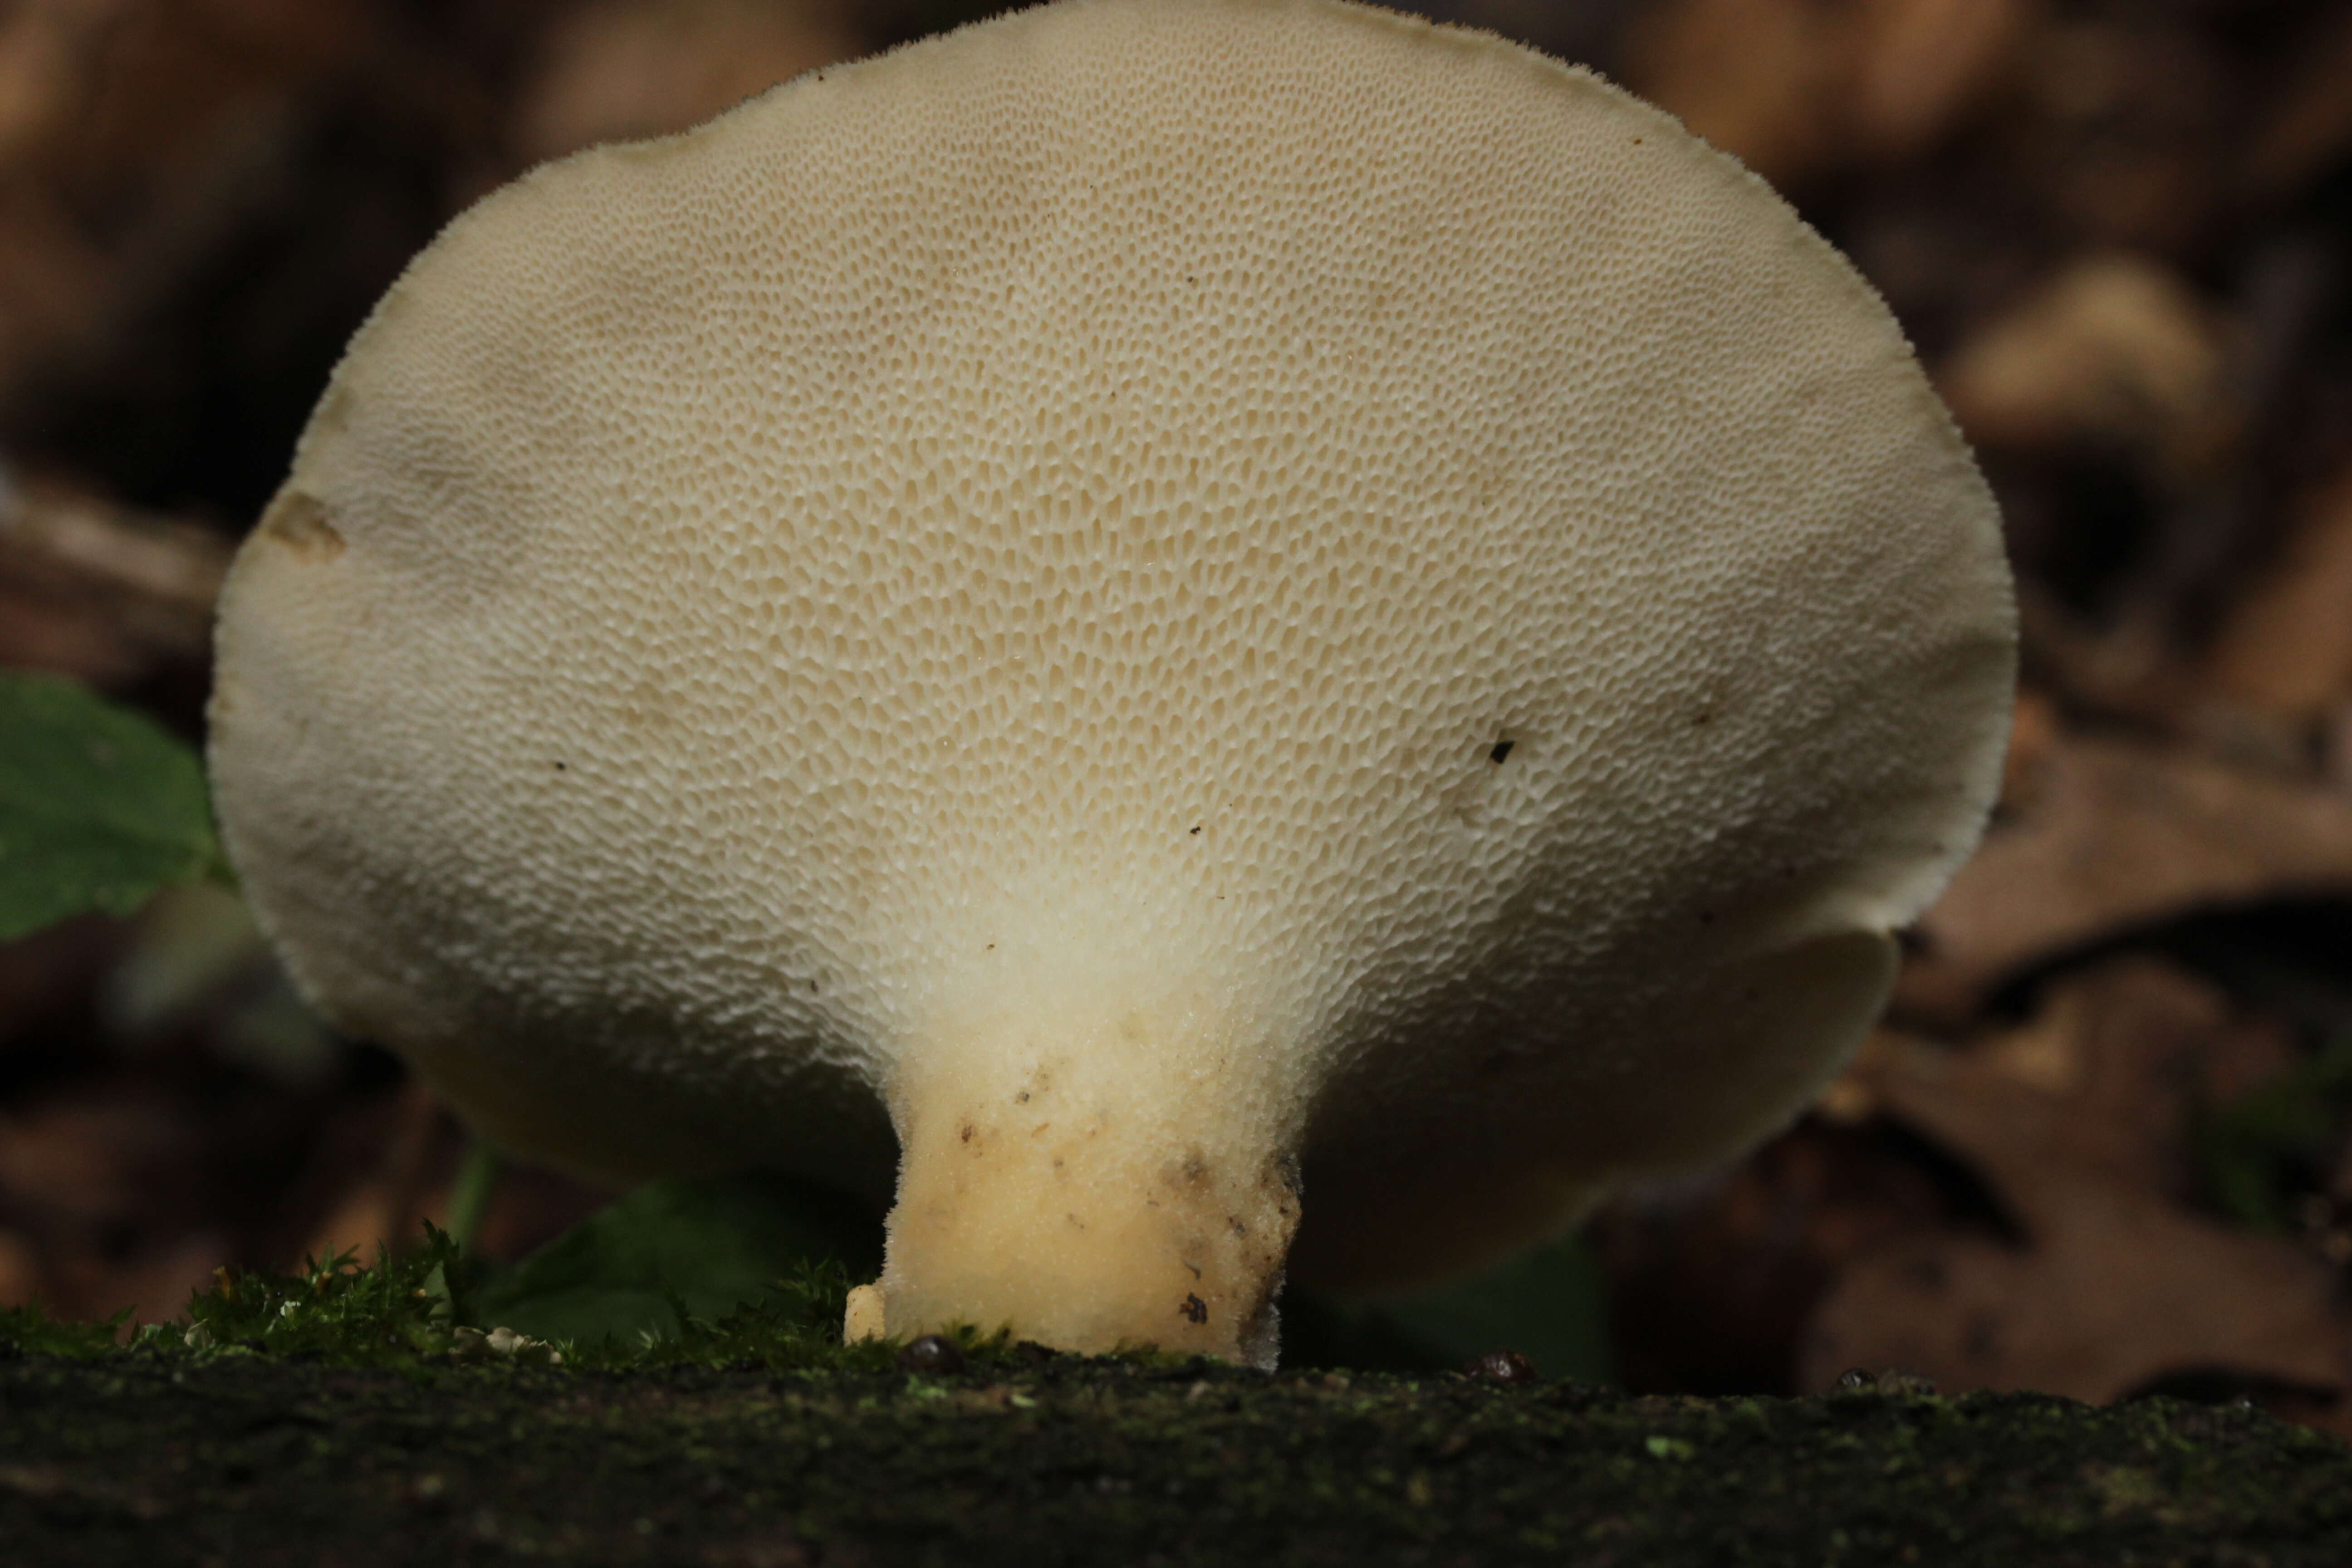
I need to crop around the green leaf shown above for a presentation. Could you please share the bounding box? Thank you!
[473,1171,883,1346]
[1284,1236,1614,1383]
[0,670,226,941]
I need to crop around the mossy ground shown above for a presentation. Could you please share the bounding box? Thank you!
[5,1343,2349,1566]
[2,1234,2347,1565]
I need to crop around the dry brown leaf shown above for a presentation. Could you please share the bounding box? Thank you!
[1619,0,1847,187]
[2323,706,2352,795]
[0,479,233,682]
[296,1078,443,1264]
[2012,19,2226,255]
[0,0,368,399]
[1800,1190,2346,1403]
[1847,0,2032,161]
[1997,685,2062,813]
[1592,1118,1970,1396]
[2015,588,2200,731]
[43,1230,227,1326]
[0,1092,198,1233]
[1882,961,2283,1200]
[1627,0,2032,182]
[514,0,859,165]
[0,1227,42,1309]
[1802,1005,2347,1404]
[1834,960,2293,1195]
[2205,462,2352,721]
[1938,252,2228,460]
[1898,731,2352,1020]
[2242,5,2352,199]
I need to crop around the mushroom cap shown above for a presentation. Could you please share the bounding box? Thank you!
[210,0,2014,1294]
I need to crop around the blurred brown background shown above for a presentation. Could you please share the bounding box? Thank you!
[4,0,2351,1433]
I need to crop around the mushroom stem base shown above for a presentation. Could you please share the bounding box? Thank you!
[869,1048,1299,1365]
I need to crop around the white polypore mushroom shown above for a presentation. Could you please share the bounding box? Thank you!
[208,0,2016,1364]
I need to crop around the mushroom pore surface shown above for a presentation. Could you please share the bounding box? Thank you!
[209,0,2017,1363]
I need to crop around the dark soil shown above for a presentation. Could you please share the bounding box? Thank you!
[3,1351,2347,1567]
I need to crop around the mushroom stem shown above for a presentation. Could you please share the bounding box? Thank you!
[870,1009,1302,1365]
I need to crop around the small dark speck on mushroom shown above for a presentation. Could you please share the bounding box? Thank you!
[552,760,568,770]
[1487,740,1514,764]
[1189,824,1202,835]
[1179,1294,1208,1324]
[1015,1091,1030,1104]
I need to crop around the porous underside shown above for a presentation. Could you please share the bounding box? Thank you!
[208,0,2015,1339]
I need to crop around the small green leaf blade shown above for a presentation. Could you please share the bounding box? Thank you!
[0,670,225,941]
[474,1171,882,1346]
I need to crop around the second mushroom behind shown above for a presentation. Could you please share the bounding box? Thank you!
[206,0,2017,1365]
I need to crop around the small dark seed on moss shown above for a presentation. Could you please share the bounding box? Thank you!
[1464,1350,1537,1386]
[897,1335,965,1375]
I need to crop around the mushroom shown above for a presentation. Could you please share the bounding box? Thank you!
[208,0,2015,1364]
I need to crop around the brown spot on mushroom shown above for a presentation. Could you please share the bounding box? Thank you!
[1488,739,1514,764]
[260,492,344,561]
[1179,1294,1208,1325]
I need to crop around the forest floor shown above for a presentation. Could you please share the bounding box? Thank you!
[7,1348,2351,1568]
